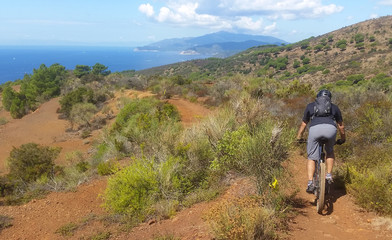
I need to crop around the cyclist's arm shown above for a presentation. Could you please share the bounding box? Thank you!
[297,121,308,140]
[337,121,346,141]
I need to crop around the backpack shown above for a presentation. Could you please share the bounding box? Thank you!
[313,96,331,117]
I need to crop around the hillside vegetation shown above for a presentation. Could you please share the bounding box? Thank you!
[1,15,392,239]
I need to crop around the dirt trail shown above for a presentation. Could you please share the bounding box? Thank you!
[1,91,391,239]
[0,91,213,239]
[287,153,392,239]
[0,98,90,174]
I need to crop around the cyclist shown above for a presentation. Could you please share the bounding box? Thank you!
[296,89,346,193]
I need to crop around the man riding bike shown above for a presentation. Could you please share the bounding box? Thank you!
[296,89,346,193]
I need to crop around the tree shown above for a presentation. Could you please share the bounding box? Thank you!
[10,94,28,119]
[300,41,310,49]
[336,39,347,51]
[2,86,16,111]
[314,44,324,53]
[293,59,301,68]
[354,33,365,43]
[92,63,111,76]
[302,57,311,65]
[73,65,91,78]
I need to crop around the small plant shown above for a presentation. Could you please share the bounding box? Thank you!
[0,215,13,230]
[0,117,8,125]
[97,160,119,176]
[55,222,78,236]
[90,231,111,240]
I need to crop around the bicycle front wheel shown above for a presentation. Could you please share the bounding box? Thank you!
[317,162,326,214]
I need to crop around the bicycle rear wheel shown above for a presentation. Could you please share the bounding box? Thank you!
[317,162,326,213]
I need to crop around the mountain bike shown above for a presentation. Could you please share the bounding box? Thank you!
[314,137,328,213]
[299,138,342,214]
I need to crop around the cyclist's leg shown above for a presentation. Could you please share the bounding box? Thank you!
[326,153,335,175]
[323,125,337,178]
[307,160,315,181]
[307,126,320,190]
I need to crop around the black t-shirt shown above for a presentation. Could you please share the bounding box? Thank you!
[302,102,343,128]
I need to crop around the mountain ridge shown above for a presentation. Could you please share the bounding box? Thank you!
[135,31,288,57]
[138,15,392,88]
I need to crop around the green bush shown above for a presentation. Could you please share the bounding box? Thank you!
[7,143,61,183]
[103,157,158,217]
[59,87,95,117]
[346,163,392,215]
[97,160,119,176]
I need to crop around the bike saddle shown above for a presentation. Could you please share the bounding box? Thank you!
[318,137,328,144]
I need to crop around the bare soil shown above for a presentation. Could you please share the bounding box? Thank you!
[0,91,391,239]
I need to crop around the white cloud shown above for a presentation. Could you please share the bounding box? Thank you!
[138,0,343,34]
[218,0,343,18]
[263,22,277,33]
[370,13,379,19]
[139,3,155,17]
[141,2,231,29]
[379,0,392,5]
[234,17,263,31]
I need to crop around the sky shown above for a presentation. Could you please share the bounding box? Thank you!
[1,0,392,46]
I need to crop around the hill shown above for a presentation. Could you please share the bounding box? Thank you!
[134,31,288,57]
[138,16,392,88]
[2,15,392,240]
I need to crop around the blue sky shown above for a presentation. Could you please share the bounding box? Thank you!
[1,0,392,46]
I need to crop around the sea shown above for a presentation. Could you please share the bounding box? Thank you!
[0,46,210,84]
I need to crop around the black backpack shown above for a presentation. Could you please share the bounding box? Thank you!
[313,96,331,117]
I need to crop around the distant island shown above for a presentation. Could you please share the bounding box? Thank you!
[135,31,288,57]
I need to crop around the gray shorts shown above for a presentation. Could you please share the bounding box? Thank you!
[307,124,337,161]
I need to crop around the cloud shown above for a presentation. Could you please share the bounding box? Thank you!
[234,17,263,31]
[139,3,155,17]
[143,2,231,29]
[217,0,343,18]
[370,13,379,19]
[379,0,392,5]
[138,0,343,33]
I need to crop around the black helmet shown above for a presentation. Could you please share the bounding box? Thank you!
[317,89,332,99]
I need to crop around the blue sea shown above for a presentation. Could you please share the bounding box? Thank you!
[0,46,210,84]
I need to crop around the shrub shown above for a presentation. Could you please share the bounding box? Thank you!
[103,157,158,217]
[346,163,392,215]
[97,160,119,176]
[7,143,61,183]
[59,87,95,117]
[205,196,278,240]
[211,126,250,172]
[243,121,293,193]
[69,102,98,128]
[336,39,347,50]
[354,33,365,43]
